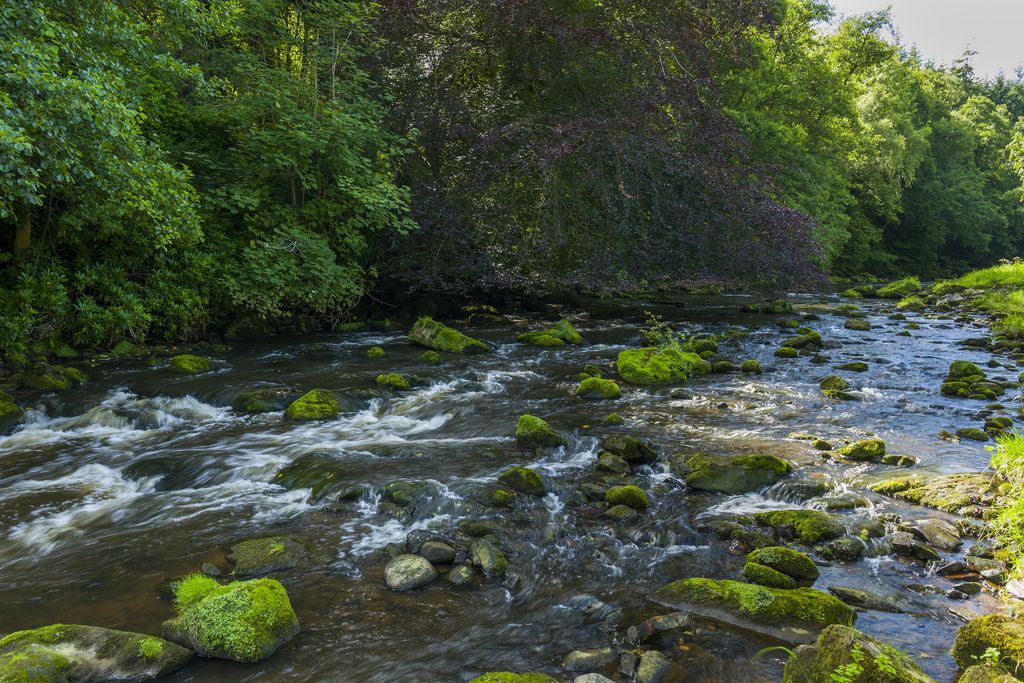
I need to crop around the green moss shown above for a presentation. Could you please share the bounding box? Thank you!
[783,625,933,683]
[233,388,289,413]
[747,546,819,583]
[111,340,147,356]
[616,347,711,385]
[876,276,921,299]
[418,350,441,363]
[949,360,986,380]
[516,332,565,347]
[957,427,989,442]
[491,489,515,507]
[605,485,649,509]
[740,359,763,374]
[783,330,822,349]
[0,398,24,434]
[575,377,621,399]
[952,615,1024,672]
[284,389,340,420]
[514,414,565,448]
[376,373,411,390]
[173,573,226,611]
[840,288,863,298]
[820,375,850,393]
[139,636,164,660]
[164,577,299,663]
[844,318,871,331]
[834,438,886,462]
[168,354,211,374]
[775,347,799,358]
[682,453,792,493]
[602,412,624,425]
[497,466,546,496]
[753,510,844,543]
[744,561,796,589]
[366,346,384,357]
[408,316,490,354]
[467,674,559,683]
[836,361,869,372]
[550,319,582,344]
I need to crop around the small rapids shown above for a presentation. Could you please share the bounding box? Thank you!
[0,293,1007,681]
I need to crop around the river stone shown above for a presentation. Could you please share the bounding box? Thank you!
[651,578,855,644]
[162,577,299,662]
[616,347,711,385]
[743,561,796,589]
[518,319,582,346]
[471,539,508,579]
[834,438,885,462]
[385,554,437,590]
[827,586,906,613]
[596,452,631,474]
[468,674,559,683]
[958,663,1017,682]
[677,453,791,493]
[889,531,941,562]
[283,389,340,420]
[869,472,1002,518]
[953,615,1024,672]
[575,377,621,399]
[447,565,475,586]
[635,650,671,683]
[907,518,962,551]
[563,647,617,671]
[753,509,845,544]
[574,675,616,683]
[746,546,818,584]
[0,625,193,682]
[232,388,292,413]
[0,393,23,435]
[408,316,490,354]
[497,466,546,496]
[228,536,312,577]
[601,435,657,464]
[168,354,211,374]
[781,625,934,683]
[419,540,457,564]
[514,415,565,448]
[604,485,649,509]
[604,504,638,522]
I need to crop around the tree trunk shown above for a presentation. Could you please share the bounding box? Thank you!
[13,200,31,256]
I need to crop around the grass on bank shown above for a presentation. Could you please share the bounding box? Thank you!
[943,260,1024,290]
[990,433,1024,579]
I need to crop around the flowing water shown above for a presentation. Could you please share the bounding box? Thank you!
[0,293,1009,681]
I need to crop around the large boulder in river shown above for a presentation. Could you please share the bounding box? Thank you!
[497,466,546,496]
[834,438,885,462]
[753,510,845,544]
[745,546,818,586]
[384,554,437,591]
[952,615,1024,673]
[517,319,582,346]
[514,415,565,448]
[0,624,192,681]
[616,347,711,385]
[958,663,1018,682]
[408,316,489,354]
[782,625,934,683]
[162,575,299,663]
[283,389,340,420]
[677,453,791,493]
[168,354,211,374]
[869,472,1003,518]
[651,578,855,644]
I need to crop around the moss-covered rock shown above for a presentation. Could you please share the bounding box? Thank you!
[162,575,299,663]
[518,319,581,347]
[232,388,291,414]
[837,361,869,372]
[605,485,649,509]
[470,539,508,579]
[0,392,24,435]
[602,434,657,464]
[783,330,823,349]
[228,536,311,578]
[516,332,564,347]
[834,438,886,462]
[418,350,441,363]
[467,674,558,683]
[743,561,797,589]
[376,373,411,390]
[952,615,1024,673]
[601,412,624,426]
[616,347,711,385]
[783,625,934,683]
[741,299,794,314]
[775,347,799,358]
[408,317,489,354]
[514,415,565,448]
[876,276,921,299]
[168,354,211,374]
[869,472,1002,518]
[746,546,818,584]
[366,346,384,357]
[753,510,845,544]
[958,663,1017,683]
[651,578,855,644]
[0,624,192,682]
[678,453,791,493]
[740,359,763,374]
[10,364,88,391]
[283,389,340,420]
[575,377,621,399]
[844,318,872,331]
[957,427,989,442]
[497,466,546,496]
[820,375,857,400]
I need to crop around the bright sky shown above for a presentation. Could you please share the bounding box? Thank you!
[828,0,1024,78]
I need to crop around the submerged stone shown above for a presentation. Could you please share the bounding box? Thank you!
[408,317,490,354]
[678,453,791,493]
[651,578,855,644]
[228,536,312,578]
[518,319,582,346]
[0,625,192,682]
[782,625,934,683]
[869,472,1002,518]
[233,388,292,413]
[602,434,657,464]
[162,576,299,663]
[616,347,711,385]
[514,415,565,448]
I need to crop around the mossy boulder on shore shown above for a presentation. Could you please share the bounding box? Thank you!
[284,389,340,420]
[677,453,791,493]
[951,615,1024,674]
[616,347,711,385]
[408,316,490,354]
[0,624,193,682]
[162,575,299,663]
[782,625,934,683]
[514,415,565,448]
[651,578,855,644]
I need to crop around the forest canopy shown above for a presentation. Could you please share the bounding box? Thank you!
[3,0,1024,355]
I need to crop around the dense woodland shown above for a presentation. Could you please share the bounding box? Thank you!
[4,0,1024,355]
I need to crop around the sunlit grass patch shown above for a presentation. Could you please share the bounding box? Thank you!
[993,314,1024,339]
[952,260,1024,289]
[990,433,1024,578]
[972,290,1024,316]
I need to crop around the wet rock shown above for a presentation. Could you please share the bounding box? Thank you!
[889,531,941,562]
[616,347,711,385]
[781,625,934,683]
[576,377,621,399]
[740,359,763,374]
[834,438,885,462]
[783,330,823,349]
[162,576,299,662]
[384,480,440,508]
[574,675,617,683]
[907,518,961,551]
[232,388,292,413]
[844,318,871,331]
[385,554,437,590]
[273,454,362,502]
[753,509,845,544]
[676,453,791,493]
[497,466,547,496]
[408,316,490,354]
[596,452,631,474]
[0,391,23,435]
[746,546,818,585]
[869,472,1003,518]
[0,625,193,682]
[468,674,559,682]
[376,373,411,390]
[837,361,869,372]
[812,439,833,451]
[817,492,870,510]
[775,347,799,358]
[228,536,312,578]
[601,413,624,426]
[828,535,868,561]
[827,586,906,613]
[741,299,793,314]
[635,650,671,683]
[604,504,638,522]
[952,615,1024,673]
[514,415,566,449]
[651,578,855,644]
[957,427,990,442]
[743,561,796,589]
[366,346,385,357]
[881,454,918,467]
[284,389,340,420]
[958,663,1017,682]
[518,319,582,346]
[604,485,649,509]
[602,434,657,464]
[628,612,692,645]
[563,647,617,672]
[470,539,508,579]
[447,565,476,586]
[168,354,211,374]
[418,350,441,363]
[419,541,457,564]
